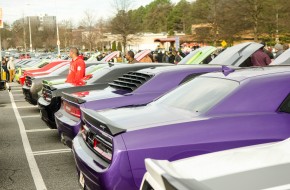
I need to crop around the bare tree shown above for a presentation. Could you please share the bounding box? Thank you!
[59,20,73,52]
[81,10,98,54]
[110,0,139,52]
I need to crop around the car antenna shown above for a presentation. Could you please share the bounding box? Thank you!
[221,65,235,76]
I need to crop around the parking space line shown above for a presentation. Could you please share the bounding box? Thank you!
[17,106,37,109]
[26,128,57,133]
[21,115,40,118]
[8,84,47,190]
[14,100,26,102]
[33,149,71,156]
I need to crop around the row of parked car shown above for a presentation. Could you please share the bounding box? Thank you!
[19,42,290,190]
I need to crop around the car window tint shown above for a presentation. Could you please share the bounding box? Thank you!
[155,77,239,113]
[279,94,290,113]
[179,73,205,85]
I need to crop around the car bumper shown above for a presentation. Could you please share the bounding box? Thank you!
[72,134,137,190]
[22,86,38,105]
[55,109,81,148]
[38,97,58,128]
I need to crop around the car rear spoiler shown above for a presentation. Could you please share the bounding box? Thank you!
[144,159,212,190]
[62,92,86,104]
[81,108,126,136]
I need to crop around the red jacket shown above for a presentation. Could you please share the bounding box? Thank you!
[66,57,86,83]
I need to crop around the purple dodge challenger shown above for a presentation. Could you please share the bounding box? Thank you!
[55,42,262,148]
[72,65,290,190]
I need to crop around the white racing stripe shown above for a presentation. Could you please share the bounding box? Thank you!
[8,84,47,190]
[26,128,56,133]
[33,149,71,156]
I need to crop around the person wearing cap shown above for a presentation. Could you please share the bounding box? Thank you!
[274,43,284,59]
[125,50,138,64]
[251,43,271,66]
[66,47,86,84]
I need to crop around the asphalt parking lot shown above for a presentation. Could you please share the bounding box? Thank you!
[0,82,79,190]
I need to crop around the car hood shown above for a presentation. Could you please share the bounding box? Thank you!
[271,48,290,65]
[209,42,263,66]
[144,139,290,190]
[179,46,217,65]
[82,104,199,135]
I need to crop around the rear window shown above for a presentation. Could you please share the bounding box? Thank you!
[279,94,290,113]
[155,77,239,113]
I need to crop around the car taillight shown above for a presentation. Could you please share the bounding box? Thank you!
[81,124,89,140]
[63,101,81,118]
[93,136,112,161]
[81,124,113,162]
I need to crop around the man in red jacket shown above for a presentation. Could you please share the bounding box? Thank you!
[66,47,86,83]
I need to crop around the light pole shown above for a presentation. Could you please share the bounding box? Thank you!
[28,16,32,52]
[275,4,279,43]
[56,18,60,57]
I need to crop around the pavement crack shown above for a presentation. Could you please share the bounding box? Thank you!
[0,168,20,189]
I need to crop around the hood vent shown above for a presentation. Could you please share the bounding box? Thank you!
[109,71,152,92]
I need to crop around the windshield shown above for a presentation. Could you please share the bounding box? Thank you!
[155,77,239,113]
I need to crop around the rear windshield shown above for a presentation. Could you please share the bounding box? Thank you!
[155,77,239,113]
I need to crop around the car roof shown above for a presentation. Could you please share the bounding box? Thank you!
[137,64,227,75]
[203,65,290,82]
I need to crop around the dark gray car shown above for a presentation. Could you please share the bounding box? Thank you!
[38,63,171,127]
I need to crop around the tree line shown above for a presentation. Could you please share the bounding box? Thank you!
[1,0,290,52]
[111,0,290,48]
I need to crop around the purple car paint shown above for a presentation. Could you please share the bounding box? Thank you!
[55,65,224,148]
[55,42,263,148]
[73,65,290,190]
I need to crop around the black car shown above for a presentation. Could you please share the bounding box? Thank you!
[38,63,171,128]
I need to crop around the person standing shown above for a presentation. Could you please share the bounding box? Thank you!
[125,51,138,64]
[2,57,10,81]
[168,51,175,64]
[274,44,284,59]
[66,47,86,84]
[7,57,15,82]
[174,51,182,64]
[251,45,271,66]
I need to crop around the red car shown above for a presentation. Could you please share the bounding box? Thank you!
[19,60,69,85]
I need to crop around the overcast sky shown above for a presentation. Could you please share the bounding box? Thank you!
[1,0,184,25]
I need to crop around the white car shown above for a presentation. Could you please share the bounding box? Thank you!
[140,139,290,190]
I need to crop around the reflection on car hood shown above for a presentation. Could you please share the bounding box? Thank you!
[52,83,74,89]
[96,104,198,131]
[71,87,126,101]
